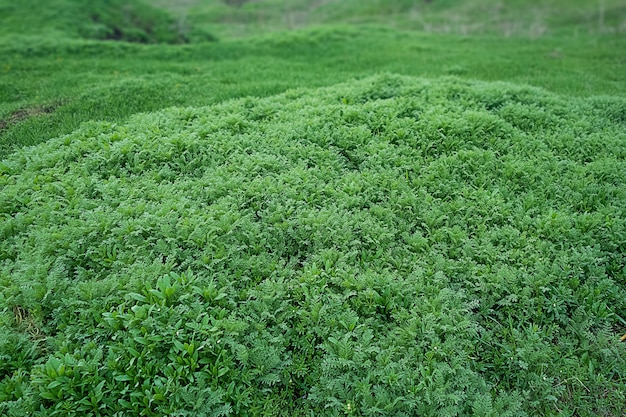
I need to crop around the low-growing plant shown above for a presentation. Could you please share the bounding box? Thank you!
[1,74,625,415]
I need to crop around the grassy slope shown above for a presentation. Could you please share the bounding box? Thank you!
[0,0,199,43]
[1,0,626,155]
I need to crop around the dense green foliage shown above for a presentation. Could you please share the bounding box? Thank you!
[2,0,626,415]
[2,75,626,415]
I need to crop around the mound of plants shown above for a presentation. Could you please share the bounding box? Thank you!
[77,0,189,44]
[1,74,625,416]
[0,0,215,44]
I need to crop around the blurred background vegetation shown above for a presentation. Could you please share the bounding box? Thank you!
[163,0,626,38]
[1,0,625,154]
[3,0,625,41]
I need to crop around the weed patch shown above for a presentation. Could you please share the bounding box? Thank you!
[1,75,625,416]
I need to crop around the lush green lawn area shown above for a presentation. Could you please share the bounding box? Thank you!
[2,0,625,155]
[2,28,625,155]
[1,1,626,416]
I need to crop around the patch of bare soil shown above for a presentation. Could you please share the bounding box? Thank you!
[0,103,60,133]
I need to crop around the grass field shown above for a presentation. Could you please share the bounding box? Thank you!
[1,1,626,416]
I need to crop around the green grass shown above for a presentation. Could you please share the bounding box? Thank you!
[0,0,212,43]
[178,0,626,38]
[2,26,625,155]
[1,0,626,416]
[1,1,626,156]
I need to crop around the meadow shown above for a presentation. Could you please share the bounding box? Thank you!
[1,1,626,416]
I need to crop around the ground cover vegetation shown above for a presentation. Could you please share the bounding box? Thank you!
[1,0,625,155]
[1,0,626,416]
